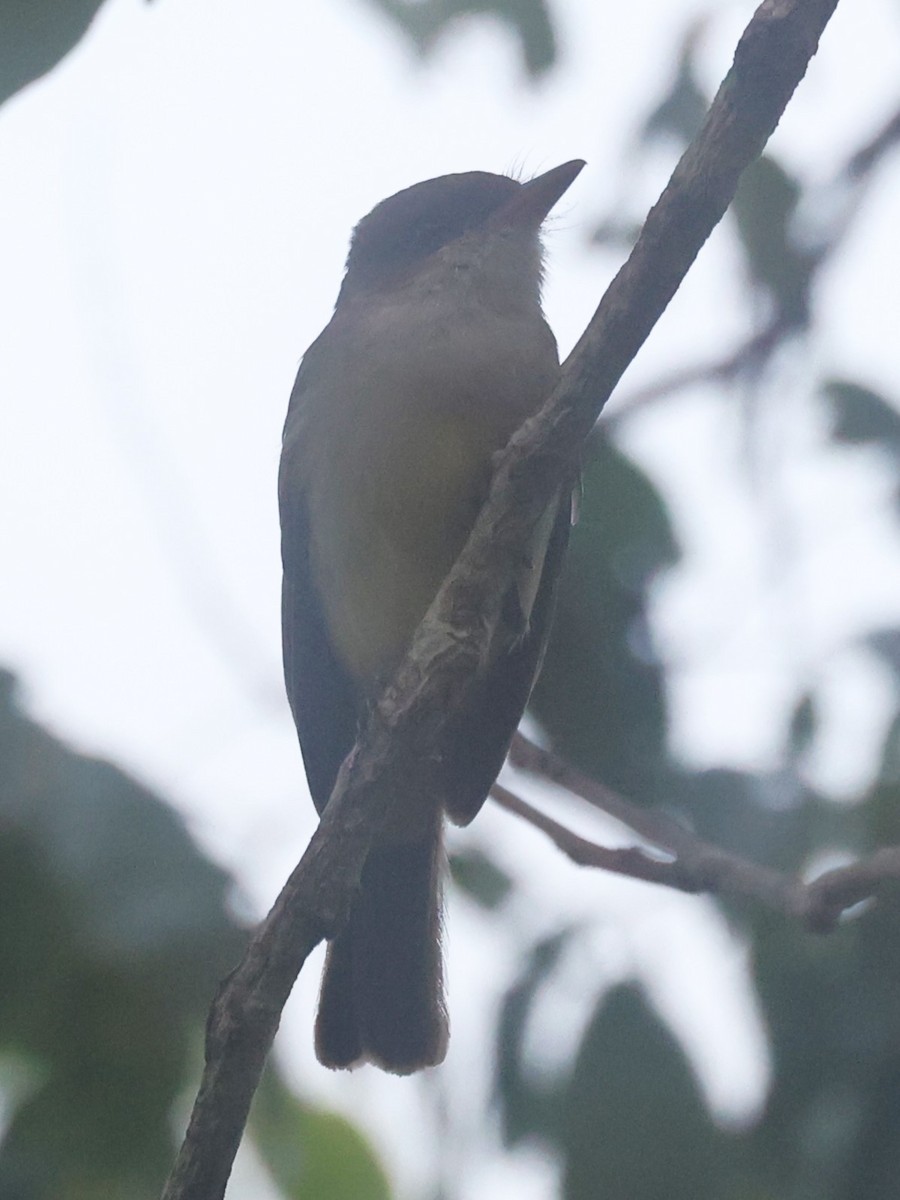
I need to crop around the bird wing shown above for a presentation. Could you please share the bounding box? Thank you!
[441,492,571,826]
[279,347,360,815]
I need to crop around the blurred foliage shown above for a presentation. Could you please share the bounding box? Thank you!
[640,25,708,146]
[250,1071,391,1200]
[0,0,108,107]
[4,1,900,1199]
[502,17,900,1199]
[0,0,557,111]
[826,380,900,453]
[532,433,679,799]
[561,986,726,1200]
[495,927,577,1146]
[731,154,814,328]
[0,672,389,1199]
[449,846,515,909]
[369,0,557,76]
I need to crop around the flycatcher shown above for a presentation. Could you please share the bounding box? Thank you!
[280,159,584,1073]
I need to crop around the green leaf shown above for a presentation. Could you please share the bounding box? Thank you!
[788,693,818,760]
[368,0,557,77]
[0,0,108,108]
[672,767,814,876]
[746,903,900,1200]
[251,1069,391,1200]
[495,928,576,1145]
[866,629,900,679]
[590,216,644,250]
[732,155,812,323]
[450,847,514,909]
[0,968,186,1200]
[825,381,900,454]
[561,985,726,1200]
[0,670,246,1197]
[861,704,900,848]
[641,26,709,146]
[530,434,679,799]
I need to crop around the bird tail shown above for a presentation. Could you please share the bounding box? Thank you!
[315,810,448,1074]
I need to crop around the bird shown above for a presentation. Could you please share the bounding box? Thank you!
[279,159,584,1073]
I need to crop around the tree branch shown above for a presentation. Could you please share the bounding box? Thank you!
[501,736,900,931]
[161,1,840,1194]
[490,782,695,888]
[603,314,790,428]
[605,89,900,430]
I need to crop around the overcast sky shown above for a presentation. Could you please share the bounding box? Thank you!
[2,0,900,1194]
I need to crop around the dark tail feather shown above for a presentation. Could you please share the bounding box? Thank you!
[315,814,448,1074]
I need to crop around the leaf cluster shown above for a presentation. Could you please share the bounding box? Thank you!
[0,673,388,1200]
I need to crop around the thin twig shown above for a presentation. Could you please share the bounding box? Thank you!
[506,734,806,914]
[805,847,900,929]
[605,97,900,431]
[846,101,900,179]
[603,316,789,428]
[503,734,900,932]
[491,783,694,888]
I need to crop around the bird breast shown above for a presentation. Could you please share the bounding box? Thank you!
[289,284,560,690]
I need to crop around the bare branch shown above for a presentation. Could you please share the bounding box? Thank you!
[503,736,900,932]
[605,94,900,432]
[161,1,841,1195]
[846,101,900,179]
[603,315,789,428]
[804,847,900,929]
[505,735,807,914]
[509,731,711,859]
[491,783,694,888]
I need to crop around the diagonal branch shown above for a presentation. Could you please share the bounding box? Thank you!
[161,1,841,1195]
[602,314,790,427]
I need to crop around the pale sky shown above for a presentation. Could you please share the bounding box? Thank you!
[2,0,900,1195]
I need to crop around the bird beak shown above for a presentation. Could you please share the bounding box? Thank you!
[489,159,586,230]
